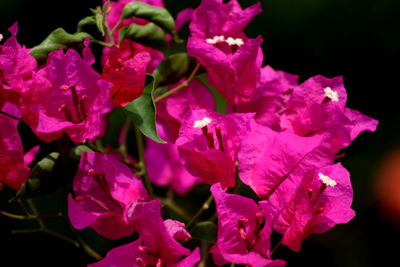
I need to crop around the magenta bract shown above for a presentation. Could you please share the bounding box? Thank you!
[68,152,148,239]
[210,183,286,267]
[281,75,378,152]
[102,44,150,107]
[156,79,215,143]
[238,121,333,204]
[145,137,201,195]
[90,200,200,267]
[21,45,113,144]
[0,115,29,190]
[187,0,263,105]
[274,163,355,252]
[176,109,253,188]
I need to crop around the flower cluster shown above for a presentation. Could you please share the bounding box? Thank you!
[0,0,377,266]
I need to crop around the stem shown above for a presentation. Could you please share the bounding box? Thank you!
[154,63,201,103]
[186,194,214,230]
[0,110,21,121]
[134,125,154,197]
[271,240,282,257]
[110,17,123,37]
[119,117,131,162]
[0,210,29,220]
[161,198,191,221]
[12,228,79,247]
[90,38,113,47]
[0,210,62,220]
[198,241,210,267]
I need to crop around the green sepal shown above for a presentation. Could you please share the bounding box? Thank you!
[153,53,198,87]
[190,221,218,244]
[70,144,94,160]
[15,152,61,199]
[119,23,166,50]
[29,28,91,62]
[123,74,166,144]
[121,1,180,42]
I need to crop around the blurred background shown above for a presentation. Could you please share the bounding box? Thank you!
[1,0,400,266]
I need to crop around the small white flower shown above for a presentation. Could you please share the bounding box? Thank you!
[324,87,339,102]
[193,117,212,128]
[206,35,225,44]
[318,173,337,187]
[225,37,244,46]
[206,38,217,44]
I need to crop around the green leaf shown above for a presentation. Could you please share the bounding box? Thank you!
[123,74,166,144]
[153,53,198,87]
[121,1,180,41]
[77,16,97,32]
[95,10,106,36]
[190,221,218,244]
[119,23,166,50]
[16,152,61,199]
[29,28,91,62]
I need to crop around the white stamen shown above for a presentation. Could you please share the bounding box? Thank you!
[193,117,212,128]
[324,87,339,102]
[206,38,217,44]
[225,37,244,46]
[206,35,225,44]
[318,173,337,187]
[0,34,3,42]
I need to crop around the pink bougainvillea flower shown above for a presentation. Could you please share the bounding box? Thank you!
[189,0,261,40]
[145,134,201,195]
[21,43,113,144]
[102,43,150,107]
[210,183,286,267]
[0,114,30,190]
[68,152,148,239]
[176,109,253,188]
[90,200,200,267]
[233,66,298,130]
[274,163,355,252]
[0,23,36,93]
[187,0,263,105]
[89,240,200,267]
[102,0,165,73]
[0,23,37,110]
[280,75,378,152]
[238,121,333,206]
[156,78,215,142]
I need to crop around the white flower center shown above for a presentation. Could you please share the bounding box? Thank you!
[318,173,337,187]
[225,37,244,46]
[323,87,339,102]
[206,35,225,44]
[193,117,212,128]
[205,35,244,46]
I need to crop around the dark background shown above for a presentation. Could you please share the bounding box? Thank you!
[1,0,400,266]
